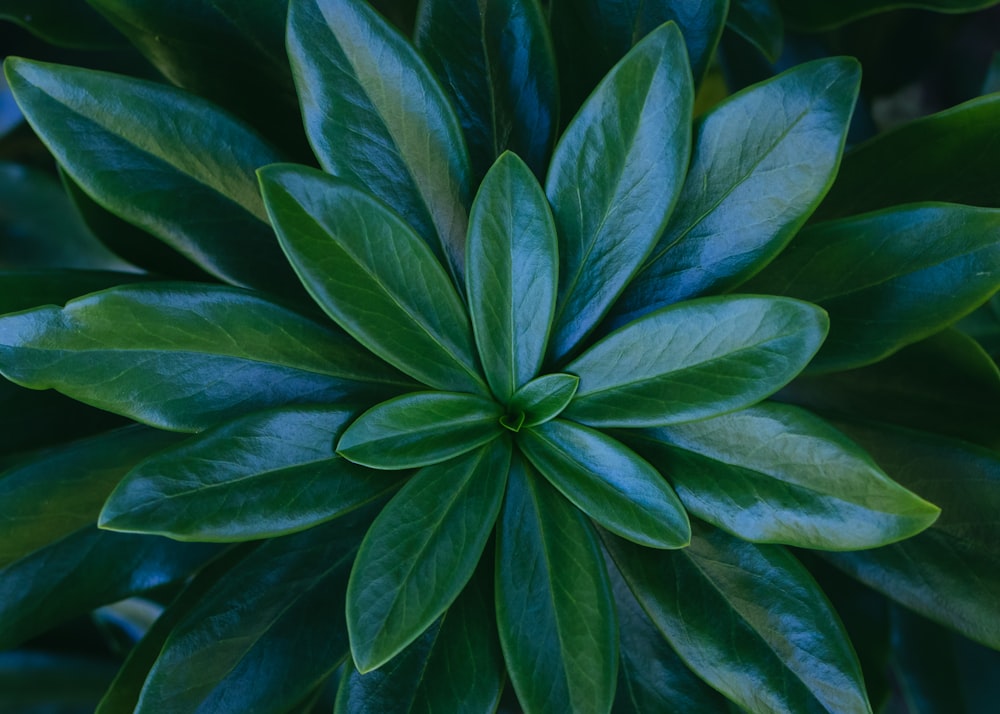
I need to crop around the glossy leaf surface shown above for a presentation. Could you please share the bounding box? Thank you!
[605,526,872,714]
[777,0,1000,31]
[520,419,689,549]
[260,164,486,394]
[744,204,1000,372]
[627,402,939,550]
[825,422,1000,649]
[545,21,692,361]
[4,58,301,297]
[565,296,827,427]
[101,406,403,541]
[347,441,510,672]
[496,457,617,714]
[0,283,409,432]
[615,58,860,320]
[338,392,503,469]
[337,561,504,713]
[133,515,369,713]
[727,0,784,62]
[509,372,579,427]
[415,0,558,181]
[816,94,1000,218]
[467,152,557,401]
[288,0,470,278]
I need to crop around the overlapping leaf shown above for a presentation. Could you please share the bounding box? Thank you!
[509,373,579,427]
[0,283,411,432]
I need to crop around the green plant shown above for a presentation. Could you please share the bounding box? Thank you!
[1,0,999,712]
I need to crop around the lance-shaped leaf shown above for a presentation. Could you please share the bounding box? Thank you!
[520,419,689,549]
[604,526,872,714]
[564,296,828,427]
[467,152,558,401]
[496,456,617,714]
[132,514,370,714]
[509,372,579,428]
[347,441,510,672]
[614,58,860,322]
[816,93,1000,219]
[415,0,558,181]
[824,422,1000,650]
[287,0,471,279]
[0,283,411,432]
[743,203,1000,372]
[100,406,404,542]
[727,0,784,62]
[260,164,487,395]
[3,58,302,297]
[777,0,998,32]
[338,392,503,469]
[625,402,939,551]
[545,21,692,362]
[338,556,504,712]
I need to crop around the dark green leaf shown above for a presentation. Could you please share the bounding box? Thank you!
[0,0,124,48]
[510,372,579,427]
[550,0,725,118]
[287,0,471,279]
[88,0,309,160]
[132,514,370,714]
[0,283,411,432]
[3,58,303,298]
[545,21,693,361]
[520,419,689,549]
[496,456,617,714]
[337,555,504,712]
[0,425,182,567]
[347,441,510,672]
[778,328,1000,450]
[884,606,968,713]
[467,151,557,401]
[260,163,487,395]
[604,525,872,714]
[564,296,828,427]
[0,269,143,315]
[0,651,119,711]
[743,203,1000,372]
[614,58,860,321]
[816,94,1000,219]
[727,0,784,62]
[625,402,939,550]
[338,392,503,469]
[824,422,1000,649]
[414,0,558,181]
[100,406,404,541]
[777,0,1000,32]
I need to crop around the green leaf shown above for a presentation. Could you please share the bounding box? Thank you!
[0,425,182,567]
[0,283,411,432]
[260,163,487,395]
[337,392,503,469]
[520,419,689,549]
[337,557,504,713]
[776,0,1000,32]
[778,328,1000,450]
[0,0,125,48]
[496,456,617,714]
[743,203,1000,372]
[3,58,303,298]
[545,21,693,361]
[100,406,405,542]
[0,269,144,315]
[614,58,860,322]
[549,0,725,117]
[564,296,828,427]
[132,514,370,714]
[0,651,119,711]
[727,0,784,62]
[604,525,873,714]
[88,0,309,160]
[624,402,939,550]
[347,441,510,672]
[509,372,579,427]
[823,422,1000,650]
[883,606,968,713]
[287,0,471,280]
[467,152,558,401]
[816,94,1000,219]
[415,0,556,182]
